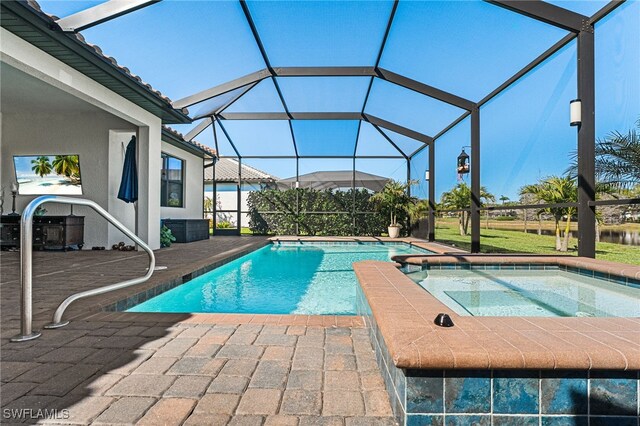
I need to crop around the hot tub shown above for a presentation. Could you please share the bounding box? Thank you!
[354,255,640,425]
[407,267,640,317]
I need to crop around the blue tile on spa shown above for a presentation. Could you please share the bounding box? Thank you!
[541,370,588,414]
[541,416,588,426]
[492,416,538,426]
[444,370,491,413]
[406,414,443,426]
[493,370,539,414]
[445,415,490,425]
[590,416,638,426]
[406,371,443,413]
[589,371,638,416]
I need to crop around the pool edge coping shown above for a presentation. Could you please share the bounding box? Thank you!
[353,259,640,371]
[393,253,640,282]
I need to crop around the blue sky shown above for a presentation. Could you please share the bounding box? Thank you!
[39,0,639,201]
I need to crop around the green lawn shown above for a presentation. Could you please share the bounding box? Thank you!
[209,220,639,265]
[435,219,640,265]
[210,227,271,236]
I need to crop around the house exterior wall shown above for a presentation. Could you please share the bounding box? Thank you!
[160,141,204,221]
[1,112,136,249]
[1,27,169,249]
[107,130,137,247]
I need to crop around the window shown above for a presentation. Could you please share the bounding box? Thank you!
[161,153,184,207]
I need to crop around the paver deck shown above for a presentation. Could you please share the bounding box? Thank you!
[0,237,396,425]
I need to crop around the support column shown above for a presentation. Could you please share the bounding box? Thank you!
[237,157,242,236]
[406,159,411,196]
[352,157,356,236]
[470,107,481,253]
[212,161,217,233]
[202,158,206,219]
[136,125,161,249]
[295,157,300,236]
[406,158,411,236]
[428,141,435,242]
[577,28,596,258]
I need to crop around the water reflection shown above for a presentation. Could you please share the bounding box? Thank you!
[523,229,640,246]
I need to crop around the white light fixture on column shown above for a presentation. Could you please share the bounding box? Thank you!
[425,170,430,181]
[570,99,581,126]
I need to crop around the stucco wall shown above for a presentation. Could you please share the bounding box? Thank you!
[1,27,167,248]
[107,130,137,247]
[160,141,204,220]
[1,112,136,248]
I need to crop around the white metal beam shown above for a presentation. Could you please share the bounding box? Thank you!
[173,69,271,109]
[55,0,160,32]
[185,117,213,142]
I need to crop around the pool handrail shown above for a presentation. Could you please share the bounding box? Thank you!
[10,195,155,342]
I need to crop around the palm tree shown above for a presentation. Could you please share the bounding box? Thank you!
[519,192,538,234]
[520,176,577,251]
[408,199,430,222]
[204,196,214,214]
[204,196,214,230]
[499,195,510,204]
[440,182,494,236]
[31,156,52,178]
[52,155,80,182]
[567,118,640,189]
[370,180,417,228]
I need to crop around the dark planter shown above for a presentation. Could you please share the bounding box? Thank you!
[162,219,209,243]
[410,218,429,239]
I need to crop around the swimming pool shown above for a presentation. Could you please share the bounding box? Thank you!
[408,268,640,317]
[129,242,432,315]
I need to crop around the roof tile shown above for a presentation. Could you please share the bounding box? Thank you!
[25,0,186,114]
[205,158,277,183]
[162,125,217,157]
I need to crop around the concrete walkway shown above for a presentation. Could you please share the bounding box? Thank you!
[0,238,395,425]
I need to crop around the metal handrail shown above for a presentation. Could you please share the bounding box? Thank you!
[11,195,155,342]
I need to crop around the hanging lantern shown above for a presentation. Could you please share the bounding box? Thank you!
[457,148,470,175]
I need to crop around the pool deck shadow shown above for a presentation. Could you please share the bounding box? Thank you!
[0,236,396,424]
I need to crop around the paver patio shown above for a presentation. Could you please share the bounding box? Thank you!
[0,238,396,425]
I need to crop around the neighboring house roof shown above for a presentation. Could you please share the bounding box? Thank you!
[279,170,390,192]
[204,158,277,183]
[161,126,216,159]
[1,0,190,124]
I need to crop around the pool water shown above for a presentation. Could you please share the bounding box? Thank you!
[410,269,640,317]
[129,243,431,315]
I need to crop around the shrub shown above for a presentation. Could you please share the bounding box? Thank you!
[495,215,517,221]
[160,225,176,247]
[247,188,391,236]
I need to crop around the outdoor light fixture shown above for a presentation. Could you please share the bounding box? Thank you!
[295,181,300,189]
[570,99,581,126]
[425,170,430,181]
[457,148,470,175]
[9,182,19,216]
